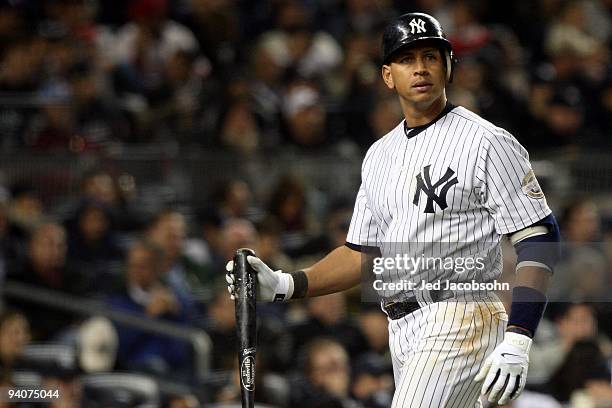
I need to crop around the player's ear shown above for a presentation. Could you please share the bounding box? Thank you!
[381,65,394,89]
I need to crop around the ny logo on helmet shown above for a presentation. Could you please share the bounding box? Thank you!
[409,18,426,34]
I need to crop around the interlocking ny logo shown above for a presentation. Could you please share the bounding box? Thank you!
[413,165,459,213]
[409,18,426,34]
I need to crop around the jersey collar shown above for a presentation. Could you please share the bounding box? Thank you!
[403,102,456,139]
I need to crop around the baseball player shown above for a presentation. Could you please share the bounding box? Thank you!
[227,12,560,407]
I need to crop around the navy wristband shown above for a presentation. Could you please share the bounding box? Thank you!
[289,270,309,299]
[507,286,547,338]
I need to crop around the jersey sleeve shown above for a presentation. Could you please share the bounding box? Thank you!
[474,129,552,235]
[346,182,379,251]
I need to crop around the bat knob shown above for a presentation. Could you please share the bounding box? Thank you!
[236,248,256,257]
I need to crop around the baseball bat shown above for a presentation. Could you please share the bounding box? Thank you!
[233,248,257,408]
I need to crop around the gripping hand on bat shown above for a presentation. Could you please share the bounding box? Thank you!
[226,255,295,302]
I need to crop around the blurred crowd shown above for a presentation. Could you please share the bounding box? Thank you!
[0,170,610,407]
[0,0,609,154]
[0,0,610,407]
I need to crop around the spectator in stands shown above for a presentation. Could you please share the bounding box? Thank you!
[367,96,403,142]
[65,199,124,285]
[0,35,44,151]
[248,40,285,147]
[550,198,610,302]
[219,218,258,262]
[358,308,390,358]
[218,99,261,154]
[187,209,257,290]
[268,176,318,253]
[144,49,211,143]
[0,310,31,378]
[282,81,328,148]
[527,78,600,151]
[180,0,241,77]
[335,31,386,148]
[562,198,602,246]
[258,0,343,81]
[41,0,117,81]
[79,169,142,232]
[109,240,191,377]
[81,169,120,206]
[27,88,81,152]
[202,287,236,371]
[529,303,612,387]
[40,32,81,87]
[293,199,353,260]
[111,0,200,99]
[446,1,491,57]
[211,179,253,220]
[187,207,224,273]
[334,35,386,148]
[291,337,358,408]
[6,183,45,251]
[447,56,482,112]
[7,222,89,340]
[0,34,44,90]
[557,246,610,302]
[525,1,609,151]
[323,0,392,41]
[67,62,129,148]
[291,293,368,359]
[350,353,393,408]
[547,339,612,405]
[544,0,606,71]
[42,0,111,51]
[255,217,294,272]
[146,209,209,307]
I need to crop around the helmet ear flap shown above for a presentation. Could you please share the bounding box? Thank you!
[445,50,457,83]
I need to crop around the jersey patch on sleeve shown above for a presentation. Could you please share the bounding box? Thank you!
[521,170,544,199]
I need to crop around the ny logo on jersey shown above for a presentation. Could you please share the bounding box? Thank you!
[413,165,459,213]
[409,18,426,34]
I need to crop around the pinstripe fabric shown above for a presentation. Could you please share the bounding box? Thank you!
[346,105,548,406]
[389,296,507,407]
[346,106,551,302]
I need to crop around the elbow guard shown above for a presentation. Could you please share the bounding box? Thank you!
[510,214,561,273]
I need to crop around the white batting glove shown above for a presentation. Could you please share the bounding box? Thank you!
[225,255,295,302]
[474,331,532,405]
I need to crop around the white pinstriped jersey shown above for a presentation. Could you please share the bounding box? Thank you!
[346,104,551,302]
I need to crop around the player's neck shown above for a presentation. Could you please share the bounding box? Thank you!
[402,94,447,128]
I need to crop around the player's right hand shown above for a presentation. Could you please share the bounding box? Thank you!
[226,255,295,302]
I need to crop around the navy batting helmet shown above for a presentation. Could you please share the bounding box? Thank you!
[381,12,455,81]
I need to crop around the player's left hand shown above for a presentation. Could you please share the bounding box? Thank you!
[474,331,532,405]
